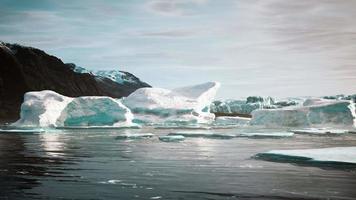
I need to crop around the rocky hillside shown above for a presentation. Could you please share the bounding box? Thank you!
[0,42,150,122]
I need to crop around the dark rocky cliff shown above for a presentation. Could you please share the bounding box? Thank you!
[0,42,150,123]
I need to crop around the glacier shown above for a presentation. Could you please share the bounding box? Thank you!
[123,82,220,125]
[250,98,355,127]
[256,147,356,164]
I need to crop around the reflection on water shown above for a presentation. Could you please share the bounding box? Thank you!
[0,127,356,200]
[39,134,67,158]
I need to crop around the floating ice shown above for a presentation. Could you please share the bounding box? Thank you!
[123,82,220,125]
[0,128,46,133]
[13,91,135,128]
[291,128,349,135]
[251,98,355,127]
[237,132,294,138]
[116,133,154,140]
[168,131,235,139]
[210,96,279,115]
[13,90,73,127]
[159,135,185,142]
[257,147,356,164]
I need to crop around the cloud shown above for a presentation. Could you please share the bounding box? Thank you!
[134,29,202,38]
[145,0,208,16]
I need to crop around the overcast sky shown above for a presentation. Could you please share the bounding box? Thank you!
[1,0,355,99]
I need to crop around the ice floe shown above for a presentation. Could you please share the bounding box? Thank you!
[168,131,236,139]
[256,147,356,164]
[159,135,185,142]
[116,133,154,140]
[237,132,294,138]
[0,128,46,133]
[291,128,349,135]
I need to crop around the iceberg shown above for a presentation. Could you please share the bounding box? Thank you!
[159,135,185,142]
[250,98,355,127]
[210,96,277,116]
[13,90,73,127]
[256,147,356,164]
[13,91,134,128]
[12,82,219,128]
[122,82,220,125]
[56,96,133,127]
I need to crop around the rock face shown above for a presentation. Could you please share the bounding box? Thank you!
[0,42,150,122]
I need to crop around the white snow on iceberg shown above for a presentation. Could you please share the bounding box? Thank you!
[13,90,73,127]
[250,98,355,127]
[258,147,356,164]
[122,82,220,125]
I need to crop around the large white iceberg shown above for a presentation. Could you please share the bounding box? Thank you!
[13,90,73,127]
[258,147,356,164]
[12,82,220,128]
[13,91,134,128]
[122,82,220,125]
[250,98,355,127]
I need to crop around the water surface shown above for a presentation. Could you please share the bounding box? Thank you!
[1,127,356,200]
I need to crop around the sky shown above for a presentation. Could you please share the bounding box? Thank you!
[1,0,356,99]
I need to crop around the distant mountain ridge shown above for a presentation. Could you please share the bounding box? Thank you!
[0,42,150,122]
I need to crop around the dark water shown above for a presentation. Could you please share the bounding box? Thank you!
[1,128,356,200]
